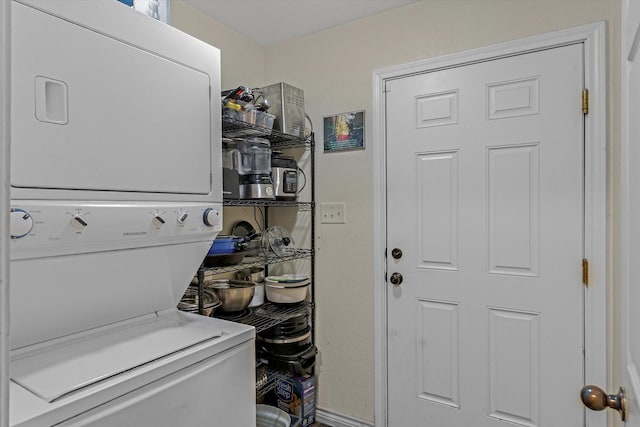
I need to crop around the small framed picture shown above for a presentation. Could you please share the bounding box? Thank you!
[118,0,171,24]
[323,110,365,152]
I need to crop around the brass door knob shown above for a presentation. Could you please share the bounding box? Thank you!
[580,385,626,421]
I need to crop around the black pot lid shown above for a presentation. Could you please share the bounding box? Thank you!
[232,220,257,239]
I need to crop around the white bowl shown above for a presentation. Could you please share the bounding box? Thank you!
[265,281,309,304]
[249,283,265,307]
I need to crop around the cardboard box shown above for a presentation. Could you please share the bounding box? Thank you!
[274,375,316,427]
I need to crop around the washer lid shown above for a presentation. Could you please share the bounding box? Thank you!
[11,315,223,403]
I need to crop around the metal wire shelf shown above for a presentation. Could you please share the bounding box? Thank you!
[222,117,309,148]
[252,302,313,395]
[241,301,312,333]
[223,200,314,210]
[256,366,294,397]
[214,302,311,336]
[201,249,313,274]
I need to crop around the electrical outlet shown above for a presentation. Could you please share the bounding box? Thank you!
[320,202,346,224]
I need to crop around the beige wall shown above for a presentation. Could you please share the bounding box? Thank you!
[171,0,266,90]
[172,0,621,423]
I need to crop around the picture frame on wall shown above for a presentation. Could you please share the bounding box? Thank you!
[323,110,365,152]
[117,0,171,24]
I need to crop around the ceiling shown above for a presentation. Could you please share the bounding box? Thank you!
[181,0,419,46]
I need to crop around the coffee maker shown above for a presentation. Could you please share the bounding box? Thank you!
[223,137,275,200]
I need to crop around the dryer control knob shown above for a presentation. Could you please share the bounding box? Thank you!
[71,215,88,229]
[177,212,189,224]
[202,208,220,227]
[152,215,166,228]
[10,208,33,239]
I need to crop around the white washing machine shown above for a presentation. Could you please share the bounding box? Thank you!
[8,1,256,425]
[10,308,255,426]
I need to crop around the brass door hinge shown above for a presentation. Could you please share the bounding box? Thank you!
[582,258,589,286]
[582,89,589,114]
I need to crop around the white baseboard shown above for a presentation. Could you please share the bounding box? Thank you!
[315,407,375,427]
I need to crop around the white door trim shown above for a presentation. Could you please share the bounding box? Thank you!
[621,0,640,420]
[0,2,10,427]
[371,21,607,427]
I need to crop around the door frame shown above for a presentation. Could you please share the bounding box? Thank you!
[0,1,10,427]
[371,22,607,427]
[621,0,640,421]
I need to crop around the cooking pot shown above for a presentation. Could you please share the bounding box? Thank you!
[204,235,248,267]
[259,311,309,339]
[202,251,246,267]
[257,343,317,376]
[257,327,311,355]
[207,235,246,255]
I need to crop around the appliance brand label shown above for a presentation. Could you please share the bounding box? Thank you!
[123,231,147,237]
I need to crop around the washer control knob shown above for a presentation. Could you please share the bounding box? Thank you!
[10,208,33,239]
[152,215,166,228]
[202,208,221,227]
[71,215,88,229]
[177,212,189,224]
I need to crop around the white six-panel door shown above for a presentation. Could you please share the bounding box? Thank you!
[385,44,585,426]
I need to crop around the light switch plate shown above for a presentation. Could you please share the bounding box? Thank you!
[320,202,346,224]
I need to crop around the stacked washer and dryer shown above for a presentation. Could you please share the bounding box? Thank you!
[8,1,256,426]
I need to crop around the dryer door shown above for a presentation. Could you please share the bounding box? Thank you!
[11,2,214,196]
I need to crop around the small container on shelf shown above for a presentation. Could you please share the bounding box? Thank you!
[256,110,276,132]
[222,99,244,120]
[238,108,257,125]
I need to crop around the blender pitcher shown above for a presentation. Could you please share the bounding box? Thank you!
[237,137,275,199]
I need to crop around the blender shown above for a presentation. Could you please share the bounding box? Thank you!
[224,137,275,200]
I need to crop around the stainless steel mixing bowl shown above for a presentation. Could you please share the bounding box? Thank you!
[177,286,221,316]
[206,279,255,312]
